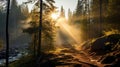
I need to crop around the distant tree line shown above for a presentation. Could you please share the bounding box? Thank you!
[0,0,28,44]
[67,0,120,40]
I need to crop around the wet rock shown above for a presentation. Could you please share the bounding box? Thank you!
[107,34,120,44]
[90,36,107,53]
[104,65,112,67]
[87,34,120,55]
[40,60,55,67]
[104,60,120,67]
[74,64,82,67]
[60,49,75,53]
[101,56,115,64]
[63,55,74,59]
[111,60,120,67]
[116,54,120,58]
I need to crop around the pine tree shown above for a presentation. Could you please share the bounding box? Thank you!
[91,0,100,23]
[20,4,29,17]
[0,0,7,42]
[9,0,25,29]
[68,8,72,20]
[107,0,120,23]
[60,6,65,18]
[68,8,73,24]
[23,0,56,53]
[75,0,83,17]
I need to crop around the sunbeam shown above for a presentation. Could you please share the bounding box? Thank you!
[55,17,82,48]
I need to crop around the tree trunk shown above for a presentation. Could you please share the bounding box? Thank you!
[6,0,10,67]
[37,0,43,58]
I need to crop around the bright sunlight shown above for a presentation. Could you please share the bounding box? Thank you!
[51,13,59,20]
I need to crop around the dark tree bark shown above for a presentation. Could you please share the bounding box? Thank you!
[37,0,43,58]
[6,0,10,67]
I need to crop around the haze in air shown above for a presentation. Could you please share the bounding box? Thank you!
[0,0,120,67]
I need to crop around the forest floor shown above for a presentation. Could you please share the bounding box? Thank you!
[40,24,120,67]
[40,47,105,67]
[40,26,104,67]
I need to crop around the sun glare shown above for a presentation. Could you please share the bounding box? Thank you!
[51,13,59,20]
